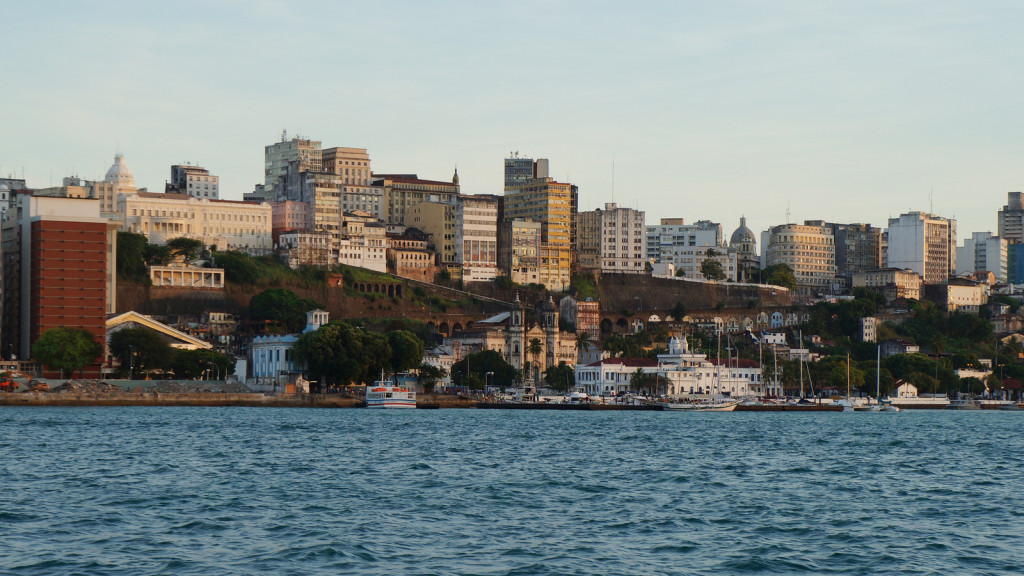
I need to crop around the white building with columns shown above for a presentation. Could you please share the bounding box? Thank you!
[120,192,272,253]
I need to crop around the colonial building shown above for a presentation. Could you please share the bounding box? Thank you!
[120,192,272,254]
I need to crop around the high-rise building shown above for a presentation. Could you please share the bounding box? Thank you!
[455,195,499,282]
[804,221,882,282]
[504,155,548,191]
[498,219,541,285]
[264,134,322,194]
[3,196,115,374]
[956,232,1007,283]
[647,219,728,279]
[322,147,381,216]
[502,167,577,291]
[761,221,837,296]
[168,164,219,199]
[375,174,460,226]
[577,203,647,275]
[998,192,1024,245]
[886,211,957,284]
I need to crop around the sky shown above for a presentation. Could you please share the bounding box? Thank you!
[3,0,1023,242]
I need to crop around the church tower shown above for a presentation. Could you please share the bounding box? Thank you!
[506,293,525,372]
[541,295,559,369]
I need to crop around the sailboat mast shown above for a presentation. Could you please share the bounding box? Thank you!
[799,330,804,398]
[876,344,881,401]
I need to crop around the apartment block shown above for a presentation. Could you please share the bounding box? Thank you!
[886,211,956,284]
[761,221,837,296]
[456,194,499,282]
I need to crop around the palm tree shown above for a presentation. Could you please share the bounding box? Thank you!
[575,331,591,362]
[629,367,648,395]
[528,338,543,382]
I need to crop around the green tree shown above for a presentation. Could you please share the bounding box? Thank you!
[116,231,150,283]
[629,367,651,394]
[145,244,172,266]
[417,364,447,393]
[294,321,379,388]
[108,327,176,378]
[701,258,726,281]
[166,237,205,262]
[32,327,102,378]
[762,264,797,291]
[670,301,687,321]
[528,338,544,380]
[574,331,592,360]
[171,349,235,380]
[249,288,321,333]
[544,362,575,392]
[386,330,425,374]
[450,350,519,389]
[675,268,686,277]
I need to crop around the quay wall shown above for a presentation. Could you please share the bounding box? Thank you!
[0,392,362,408]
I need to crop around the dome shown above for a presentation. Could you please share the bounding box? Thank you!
[730,216,756,247]
[104,154,135,187]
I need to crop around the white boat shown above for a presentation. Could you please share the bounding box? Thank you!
[664,399,739,411]
[853,346,900,413]
[365,374,416,409]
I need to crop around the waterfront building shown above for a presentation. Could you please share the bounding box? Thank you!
[886,211,957,284]
[956,231,1007,283]
[761,221,837,296]
[852,268,922,301]
[497,219,541,285]
[455,194,499,282]
[248,309,328,392]
[1,195,115,375]
[574,336,775,398]
[120,192,272,254]
[577,203,647,275]
[167,164,219,200]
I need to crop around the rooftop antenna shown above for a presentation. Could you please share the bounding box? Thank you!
[929,188,933,214]
[281,129,288,142]
[786,202,791,224]
[611,156,615,203]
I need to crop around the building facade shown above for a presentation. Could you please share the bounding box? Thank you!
[761,221,837,296]
[120,192,272,254]
[168,164,219,199]
[455,194,499,282]
[956,231,1007,283]
[851,268,923,301]
[886,211,957,284]
[577,203,647,275]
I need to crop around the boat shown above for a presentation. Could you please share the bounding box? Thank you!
[365,373,417,409]
[947,398,980,410]
[664,399,739,411]
[853,345,900,412]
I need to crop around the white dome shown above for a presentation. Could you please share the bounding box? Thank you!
[104,154,135,187]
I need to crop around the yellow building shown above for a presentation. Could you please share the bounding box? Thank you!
[503,177,578,291]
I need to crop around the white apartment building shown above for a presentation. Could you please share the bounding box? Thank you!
[852,268,922,300]
[956,231,1007,283]
[120,192,272,253]
[646,218,723,260]
[761,221,837,296]
[264,134,322,191]
[578,203,647,275]
[337,214,387,272]
[886,211,956,284]
[169,164,219,200]
[455,194,499,282]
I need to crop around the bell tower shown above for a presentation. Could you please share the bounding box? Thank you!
[542,295,559,369]
[506,293,525,372]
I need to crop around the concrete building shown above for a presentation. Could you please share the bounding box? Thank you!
[249,309,328,392]
[263,133,322,197]
[455,194,499,282]
[120,192,272,254]
[498,219,541,285]
[805,221,882,280]
[277,230,333,268]
[271,200,312,234]
[998,191,1024,245]
[322,147,380,216]
[407,199,457,268]
[852,268,923,301]
[924,279,988,313]
[31,154,141,220]
[3,196,115,375]
[337,212,387,272]
[167,164,219,199]
[761,221,837,296]
[577,203,647,275]
[647,219,724,262]
[957,231,1007,283]
[387,230,436,282]
[375,174,460,227]
[886,211,957,284]
[502,174,577,291]
[503,155,549,190]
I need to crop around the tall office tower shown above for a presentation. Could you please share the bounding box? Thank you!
[168,164,219,199]
[804,221,882,281]
[375,174,460,226]
[762,221,837,296]
[503,176,577,291]
[886,211,957,284]
[998,192,1024,244]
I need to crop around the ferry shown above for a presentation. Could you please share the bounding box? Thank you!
[365,374,416,409]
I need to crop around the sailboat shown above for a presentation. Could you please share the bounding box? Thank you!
[853,345,900,412]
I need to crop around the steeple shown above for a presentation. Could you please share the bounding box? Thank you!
[452,166,459,185]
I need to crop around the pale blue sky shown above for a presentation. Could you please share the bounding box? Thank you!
[3,1,1023,241]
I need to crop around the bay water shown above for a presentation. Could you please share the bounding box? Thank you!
[2,407,1022,575]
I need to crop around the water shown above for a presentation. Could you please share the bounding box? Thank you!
[2,408,1023,576]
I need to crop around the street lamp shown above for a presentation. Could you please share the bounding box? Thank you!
[128,345,134,381]
[485,371,494,390]
[206,361,221,381]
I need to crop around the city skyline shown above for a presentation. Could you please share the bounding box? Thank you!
[4,1,1024,240]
